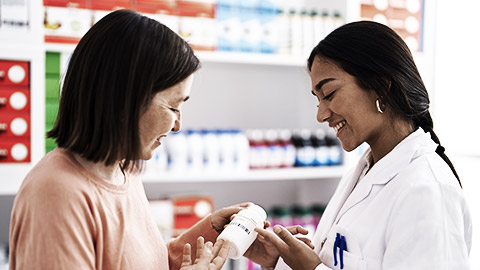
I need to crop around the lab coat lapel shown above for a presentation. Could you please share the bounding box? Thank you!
[313,150,369,253]
[334,129,436,224]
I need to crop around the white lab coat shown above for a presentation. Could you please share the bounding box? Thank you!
[275,128,472,270]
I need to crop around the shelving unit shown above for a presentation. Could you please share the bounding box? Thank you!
[0,0,45,196]
[1,1,360,199]
[142,166,346,183]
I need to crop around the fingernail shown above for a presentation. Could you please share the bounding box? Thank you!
[274,226,281,234]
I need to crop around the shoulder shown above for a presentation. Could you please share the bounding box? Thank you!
[388,152,469,223]
[15,149,97,212]
[396,151,460,192]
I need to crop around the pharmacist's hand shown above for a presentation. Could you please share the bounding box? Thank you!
[254,225,321,270]
[210,202,253,233]
[180,237,231,270]
[243,227,281,268]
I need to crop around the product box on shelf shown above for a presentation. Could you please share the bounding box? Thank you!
[360,0,423,52]
[137,0,179,33]
[0,60,31,163]
[172,195,214,236]
[0,0,30,31]
[43,0,93,43]
[177,0,216,51]
[215,0,241,51]
[45,52,61,153]
[238,0,261,52]
[91,0,131,24]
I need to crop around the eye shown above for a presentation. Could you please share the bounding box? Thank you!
[323,90,336,101]
[170,108,180,113]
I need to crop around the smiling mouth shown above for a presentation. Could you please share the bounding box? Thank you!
[333,120,346,133]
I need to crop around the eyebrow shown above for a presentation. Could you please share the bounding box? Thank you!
[173,96,190,103]
[314,78,336,91]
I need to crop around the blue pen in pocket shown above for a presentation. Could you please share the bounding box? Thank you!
[333,233,347,269]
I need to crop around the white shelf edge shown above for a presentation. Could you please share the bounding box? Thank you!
[142,166,346,183]
[44,42,77,53]
[195,51,308,67]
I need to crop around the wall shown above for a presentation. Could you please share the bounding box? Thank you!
[432,1,480,268]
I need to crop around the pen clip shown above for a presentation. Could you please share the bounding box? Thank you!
[333,233,340,266]
[339,235,346,269]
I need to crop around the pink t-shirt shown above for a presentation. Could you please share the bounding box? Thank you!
[9,148,218,270]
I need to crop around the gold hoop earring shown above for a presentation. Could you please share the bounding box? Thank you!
[376,99,384,114]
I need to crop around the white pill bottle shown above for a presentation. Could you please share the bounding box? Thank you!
[217,204,267,259]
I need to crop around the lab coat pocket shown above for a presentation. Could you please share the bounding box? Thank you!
[318,225,367,270]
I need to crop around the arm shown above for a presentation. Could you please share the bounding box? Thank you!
[9,180,96,269]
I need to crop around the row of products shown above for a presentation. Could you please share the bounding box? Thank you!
[215,0,344,55]
[43,0,344,56]
[0,60,31,163]
[144,128,343,175]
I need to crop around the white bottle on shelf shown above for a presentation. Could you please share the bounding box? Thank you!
[289,8,303,56]
[165,131,188,172]
[202,129,221,172]
[232,129,250,172]
[301,9,314,56]
[275,7,290,55]
[312,9,325,44]
[218,129,235,172]
[332,11,344,31]
[186,129,204,172]
[322,10,335,37]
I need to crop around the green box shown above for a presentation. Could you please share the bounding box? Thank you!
[45,52,61,74]
[45,121,54,132]
[45,101,59,125]
[45,137,57,153]
[45,76,60,99]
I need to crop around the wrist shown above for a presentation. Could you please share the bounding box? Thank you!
[209,214,222,233]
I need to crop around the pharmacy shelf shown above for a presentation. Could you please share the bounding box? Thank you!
[44,42,77,54]
[142,165,346,183]
[44,42,308,67]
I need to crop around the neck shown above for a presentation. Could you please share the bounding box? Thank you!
[71,152,125,185]
[369,119,414,165]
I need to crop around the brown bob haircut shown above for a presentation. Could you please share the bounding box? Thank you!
[48,10,200,171]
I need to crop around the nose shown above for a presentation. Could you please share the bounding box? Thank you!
[316,102,331,123]
[171,111,182,132]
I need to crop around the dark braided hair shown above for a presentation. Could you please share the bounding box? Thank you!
[307,21,461,187]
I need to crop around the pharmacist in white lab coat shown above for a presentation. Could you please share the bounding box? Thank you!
[252,21,472,269]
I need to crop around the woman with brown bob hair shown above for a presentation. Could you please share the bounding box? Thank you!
[9,9,246,269]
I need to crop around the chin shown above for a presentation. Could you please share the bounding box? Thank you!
[341,143,357,152]
[139,150,154,161]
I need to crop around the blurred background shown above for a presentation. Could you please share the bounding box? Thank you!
[0,0,478,269]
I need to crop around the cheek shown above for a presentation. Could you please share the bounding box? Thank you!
[150,111,175,134]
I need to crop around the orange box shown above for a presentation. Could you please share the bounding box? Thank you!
[172,195,214,236]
